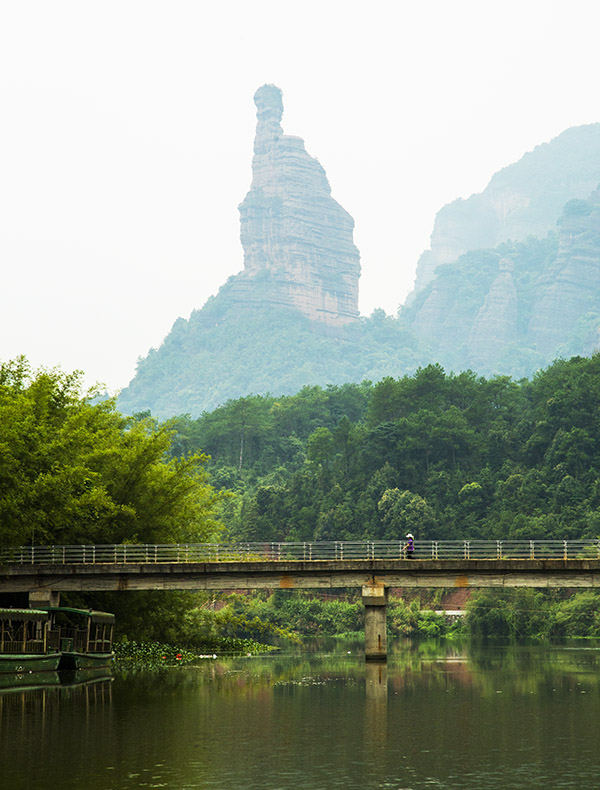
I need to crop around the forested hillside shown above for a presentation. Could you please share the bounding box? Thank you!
[7,352,597,549]
[3,354,600,643]
[169,354,600,543]
[119,296,421,418]
[403,187,600,378]
[118,122,600,418]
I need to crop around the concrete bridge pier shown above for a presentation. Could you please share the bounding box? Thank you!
[29,590,60,608]
[362,584,388,661]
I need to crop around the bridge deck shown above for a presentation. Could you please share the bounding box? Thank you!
[2,557,600,593]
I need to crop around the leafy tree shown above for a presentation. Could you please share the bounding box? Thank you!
[0,357,223,548]
[377,488,437,540]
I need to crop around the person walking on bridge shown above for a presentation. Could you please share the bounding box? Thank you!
[404,533,415,559]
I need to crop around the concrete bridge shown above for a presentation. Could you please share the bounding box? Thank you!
[2,540,599,660]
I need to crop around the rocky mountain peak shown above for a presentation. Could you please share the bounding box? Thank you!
[237,85,361,326]
[253,84,283,153]
[528,188,600,356]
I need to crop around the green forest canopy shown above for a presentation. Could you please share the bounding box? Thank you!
[3,353,600,643]
[3,353,600,549]
[167,354,600,545]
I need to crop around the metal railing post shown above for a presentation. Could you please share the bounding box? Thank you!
[12,538,600,568]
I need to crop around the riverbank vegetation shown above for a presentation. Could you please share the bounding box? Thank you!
[100,586,600,650]
[113,637,277,669]
[2,353,600,646]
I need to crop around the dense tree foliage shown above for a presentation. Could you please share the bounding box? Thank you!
[0,357,223,548]
[169,355,600,544]
[4,354,600,644]
[118,300,421,419]
[464,588,600,639]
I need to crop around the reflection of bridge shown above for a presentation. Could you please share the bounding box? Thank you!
[2,540,600,660]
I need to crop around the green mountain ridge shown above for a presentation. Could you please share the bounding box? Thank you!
[117,110,600,419]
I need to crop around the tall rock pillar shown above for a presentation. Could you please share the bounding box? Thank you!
[238,84,361,327]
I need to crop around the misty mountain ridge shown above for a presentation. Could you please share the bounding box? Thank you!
[117,88,600,418]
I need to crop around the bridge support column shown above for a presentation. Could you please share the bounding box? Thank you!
[29,590,60,608]
[362,584,387,661]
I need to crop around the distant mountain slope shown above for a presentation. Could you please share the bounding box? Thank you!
[118,98,600,418]
[118,86,417,418]
[118,296,419,418]
[409,124,600,298]
[401,187,600,378]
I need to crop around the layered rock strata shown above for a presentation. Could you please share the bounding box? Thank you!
[235,84,361,326]
[467,258,519,370]
[528,190,600,356]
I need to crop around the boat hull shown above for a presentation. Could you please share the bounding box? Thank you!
[0,653,62,674]
[59,651,113,670]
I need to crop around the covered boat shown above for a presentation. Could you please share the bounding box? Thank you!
[44,607,115,670]
[0,608,61,673]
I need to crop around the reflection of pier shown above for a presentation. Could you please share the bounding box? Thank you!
[364,661,387,764]
[365,661,387,701]
[2,540,600,660]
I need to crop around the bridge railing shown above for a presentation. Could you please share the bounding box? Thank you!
[0,540,599,565]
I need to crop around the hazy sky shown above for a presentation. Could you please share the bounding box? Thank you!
[2,1,600,392]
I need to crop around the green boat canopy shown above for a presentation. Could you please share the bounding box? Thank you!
[41,607,115,625]
[0,608,51,622]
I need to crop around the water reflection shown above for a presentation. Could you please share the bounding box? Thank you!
[0,668,61,692]
[0,669,113,790]
[364,660,387,774]
[365,660,387,701]
[2,640,600,789]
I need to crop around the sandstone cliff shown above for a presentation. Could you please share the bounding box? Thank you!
[118,103,600,419]
[117,86,367,417]
[467,258,519,370]
[232,84,360,327]
[402,183,600,379]
[528,189,600,357]
[410,124,600,298]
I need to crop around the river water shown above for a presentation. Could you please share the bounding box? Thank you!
[2,638,600,789]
